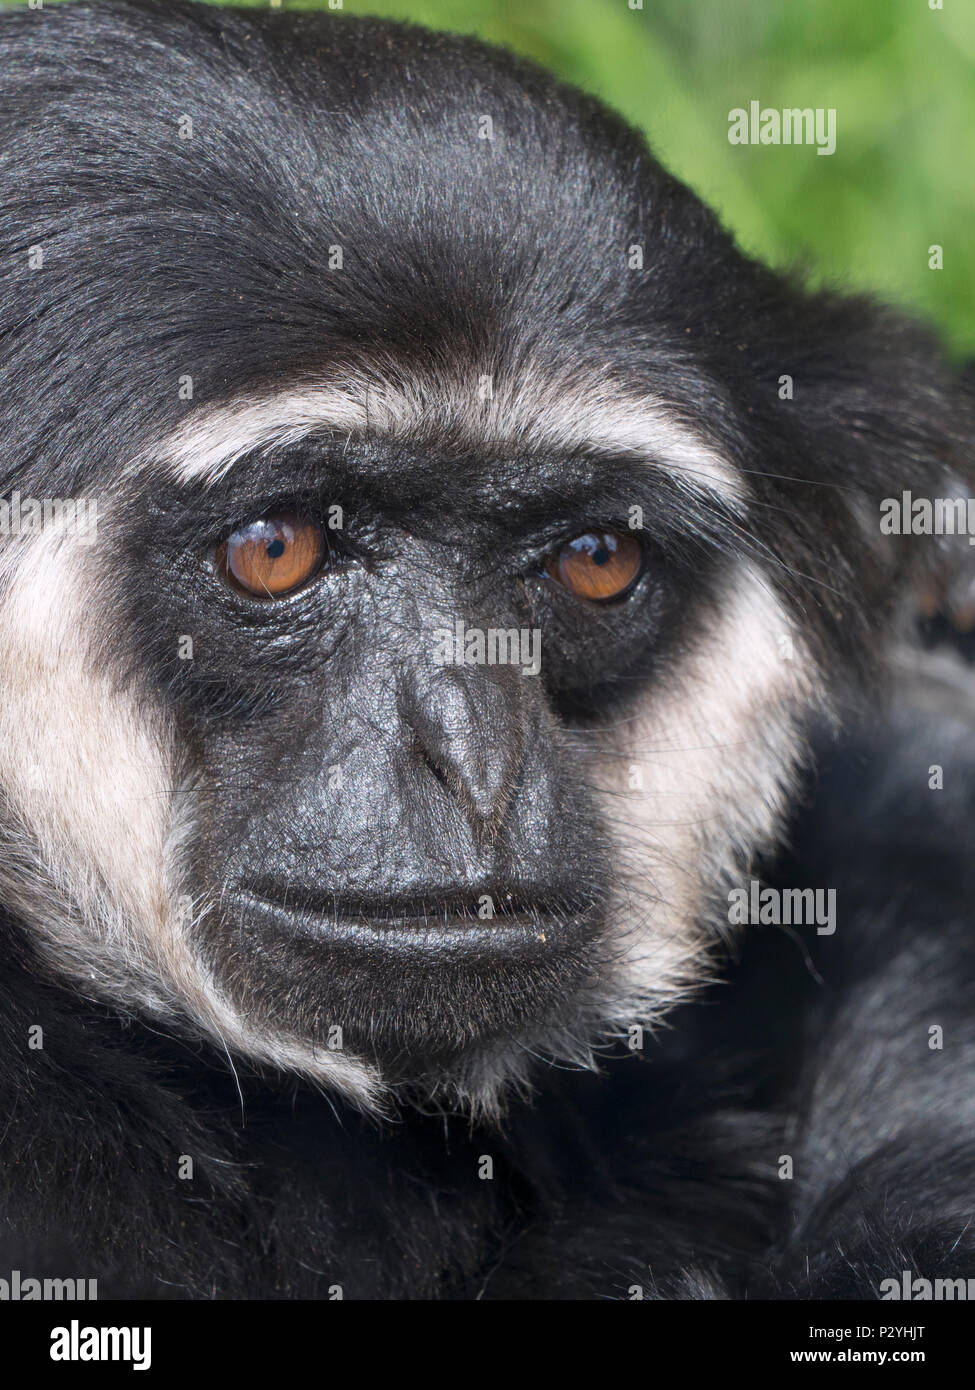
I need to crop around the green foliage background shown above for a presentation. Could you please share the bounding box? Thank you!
[44,0,975,353]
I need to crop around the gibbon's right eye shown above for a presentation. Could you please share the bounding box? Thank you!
[216,514,327,599]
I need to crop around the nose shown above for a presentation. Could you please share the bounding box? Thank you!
[400,664,526,835]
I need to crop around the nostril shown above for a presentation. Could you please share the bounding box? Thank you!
[412,731,512,830]
[400,667,525,834]
[414,739,455,799]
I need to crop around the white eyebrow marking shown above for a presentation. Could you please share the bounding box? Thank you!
[142,364,746,507]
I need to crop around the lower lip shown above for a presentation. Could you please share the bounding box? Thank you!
[225,890,564,954]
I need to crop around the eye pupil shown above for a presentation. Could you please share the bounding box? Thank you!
[547,529,643,603]
[217,513,326,599]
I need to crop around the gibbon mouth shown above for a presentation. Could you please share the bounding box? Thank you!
[225,886,589,951]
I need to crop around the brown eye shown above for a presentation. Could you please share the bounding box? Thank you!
[546,529,643,602]
[217,514,326,599]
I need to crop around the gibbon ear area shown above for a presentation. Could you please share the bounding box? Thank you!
[719,287,975,680]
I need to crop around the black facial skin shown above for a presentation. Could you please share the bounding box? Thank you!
[111,435,728,1078]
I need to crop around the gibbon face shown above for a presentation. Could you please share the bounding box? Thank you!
[0,1,960,1111]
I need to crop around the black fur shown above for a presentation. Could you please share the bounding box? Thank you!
[4,706,975,1300]
[1,0,973,1299]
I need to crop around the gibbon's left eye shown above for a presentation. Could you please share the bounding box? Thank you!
[546,529,644,602]
[216,514,327,598]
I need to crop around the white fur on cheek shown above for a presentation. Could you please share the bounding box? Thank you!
[591,565,820,1023]
[0,532,382,1109]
